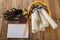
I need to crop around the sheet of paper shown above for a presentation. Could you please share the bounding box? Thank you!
[7,24,28,38]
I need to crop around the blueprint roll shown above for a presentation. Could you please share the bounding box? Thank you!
[31,8,40,33]
[38,9,49,27]
[33,8,41,24]
[40,8,57,29]
[39,22,45,31]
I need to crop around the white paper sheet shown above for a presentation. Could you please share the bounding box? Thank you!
[7,24,28,38]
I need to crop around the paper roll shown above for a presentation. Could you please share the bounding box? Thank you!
[40,8,57,29]
[39,22,45,31]
[38,9,49,27]
[31,8,40,33]
[31,13,36,33]
[33,8,41,23]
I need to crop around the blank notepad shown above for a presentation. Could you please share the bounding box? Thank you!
[7,24,28,38]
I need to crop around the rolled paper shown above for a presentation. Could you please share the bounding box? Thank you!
[31,8,40,33]
[31,12,37,33]
[38,9,49,27]
[33,8,41,23]
[40,8,57,29]
[39,22,45,31]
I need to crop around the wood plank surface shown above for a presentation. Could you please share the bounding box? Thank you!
[56,19,60,40]
[0,0,60,40]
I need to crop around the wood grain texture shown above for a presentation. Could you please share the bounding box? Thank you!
[54,0,60,18]
[0,0,60,40]
[16,0,23,9]
[0,19,8,40]
[12,0,17,8]
[56,19,60,40]
[6,0,12,10]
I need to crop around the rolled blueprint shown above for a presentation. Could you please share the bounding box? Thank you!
[38,9,49,27]
[31,8,40,33]
[39,22,45,31]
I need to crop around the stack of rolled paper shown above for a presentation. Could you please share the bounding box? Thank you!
[31,7,57,33]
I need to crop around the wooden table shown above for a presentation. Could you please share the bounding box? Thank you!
[0,0,60,40]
